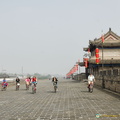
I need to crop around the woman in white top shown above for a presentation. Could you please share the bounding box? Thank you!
[88,73,95,85]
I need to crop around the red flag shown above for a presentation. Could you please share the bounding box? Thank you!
[101,35,104,43]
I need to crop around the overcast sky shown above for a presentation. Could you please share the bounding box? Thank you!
[0,0,120,75]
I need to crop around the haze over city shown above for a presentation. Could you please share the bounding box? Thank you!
[0,0,120,75]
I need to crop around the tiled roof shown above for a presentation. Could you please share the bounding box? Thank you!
[89,28,120,47]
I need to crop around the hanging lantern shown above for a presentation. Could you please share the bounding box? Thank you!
[96,53,99,58]
[88,48,90,52]
[96,58,100,64]
[85,60,88,68]
[84,58,88,68]
[95,48,100,64]
[95,48,99,53]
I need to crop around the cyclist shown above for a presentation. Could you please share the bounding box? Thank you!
[2,78,8,88]
[16,77,20,90]
[52,77,58,90]
[16,77,20,85]
[25,77,31,90]
[32,76,37,84]
[88,73,95,88]
[31,76,37,93]
[52,77,58,84]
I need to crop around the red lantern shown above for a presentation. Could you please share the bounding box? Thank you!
[96,53,99,58]
[95,48,99,53]
[84,58,88,68]
[95,48,100,64]
[83,58,88,62]
[88,48,90,52]
[96,58,100,64]
[85,61,88,68]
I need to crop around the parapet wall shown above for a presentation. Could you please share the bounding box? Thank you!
[74,69,120,94]
[95,68,120,93]
[74,73,86,81]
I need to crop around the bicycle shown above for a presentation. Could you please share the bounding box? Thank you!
[32,83,36,94]
[88,82,93,93]
[16,83,20,91]
[1,85,7,91]
[53,82,57,93]
[26,83,29,90]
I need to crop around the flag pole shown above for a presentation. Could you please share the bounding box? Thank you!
[101,33,105,88]
[77,59,80,80]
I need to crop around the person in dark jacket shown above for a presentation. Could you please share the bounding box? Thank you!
[52,77,58,84]
[16,77,20,85]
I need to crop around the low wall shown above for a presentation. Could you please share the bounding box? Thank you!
[74,73,86,81]
[74,71,120,94]
[95,75,120,93]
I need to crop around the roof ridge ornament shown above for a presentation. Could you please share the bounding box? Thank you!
[94,38,97,41]
[109,28,111,32]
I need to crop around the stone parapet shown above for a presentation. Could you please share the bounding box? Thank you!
[95,74,120,93]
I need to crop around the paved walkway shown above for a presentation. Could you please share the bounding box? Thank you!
[0,78,120,120]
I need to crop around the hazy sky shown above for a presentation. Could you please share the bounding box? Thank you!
[0,0,120,75]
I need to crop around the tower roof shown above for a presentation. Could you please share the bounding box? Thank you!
[89,28,120,47]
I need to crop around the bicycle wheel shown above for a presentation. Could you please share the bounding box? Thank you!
[54,86,57,93]
[32,86,34,94]
[34,87,36,93]
[16,85,18,91]
[90,85,93,93]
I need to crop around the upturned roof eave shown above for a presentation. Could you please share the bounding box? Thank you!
[89,29,120,46]
[77,62,84,66]
[83,47,89,51]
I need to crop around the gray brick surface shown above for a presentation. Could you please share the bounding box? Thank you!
[0,79,120,120]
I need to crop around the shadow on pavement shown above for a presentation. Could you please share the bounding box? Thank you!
[18,88,28,91]
[25,91,33,94]
[95,86,120,99]
[69,80,81,83]
[47,91,56,93]
[81,90,89,93]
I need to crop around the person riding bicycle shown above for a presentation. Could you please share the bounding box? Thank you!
[52,77,58,87]
[31,76,37,84]
[52,77,58,83]
[88,73,95,88]
[2,78,8,88]
[25,77,31,89]
[31,76,37,93]
[28,77,32,85]
[16,77,20,85]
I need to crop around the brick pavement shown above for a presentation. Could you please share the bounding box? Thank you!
[0,78,120,120]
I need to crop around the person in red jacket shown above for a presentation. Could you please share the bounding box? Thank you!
[32,76,37,84]
[1,78,8,88]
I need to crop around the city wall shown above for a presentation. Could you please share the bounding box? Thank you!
[74,68,120,93]
[95,68,120,93]
[73,73,86,81]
